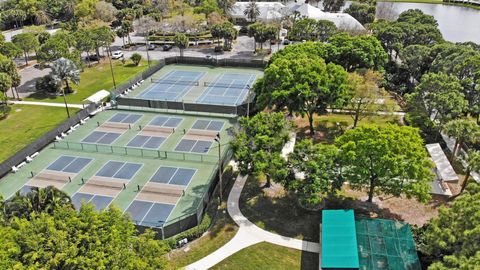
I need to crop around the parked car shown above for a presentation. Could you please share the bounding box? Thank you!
[86,54,100,61]
[148,44,156,50]
[214,46,223,53]
[163,45,173,51]
[111,51,123,59]
[283,39,290,45]
[270,39,277,45]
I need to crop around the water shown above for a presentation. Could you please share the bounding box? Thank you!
[286,0,480,43]
[375,2,480,43]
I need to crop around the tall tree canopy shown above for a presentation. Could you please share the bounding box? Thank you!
[418,183,480,270]
[408,73,467,126]
[336,125,433,202]
[284,139,340,208]
[256,53,352,135]
[288,18,337,42]
[443,118,480,158]
[230,112,291,187]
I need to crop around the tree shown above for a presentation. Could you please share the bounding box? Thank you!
[134,16,159,66]
[408,73,467,126]
[37,36,71,64]
[346,70,391,128]
[327,33,388,71]
[336,125,434,203]
[0,42,22,59]
[230,112,291,187]
[173,33,189,57]
[0,73,12,109]
[217,0,235,15]
[130,53,142,66]
[248,22,277,51]
[0,54,21,99]
[121,20,134,44]
[94,1,118,23]
[0,201,169,269]
[91,26,115,59]
[284,139,340,208]
[401,45,432,83]
[418,183,480,269]
[257,54,352,135]
[443,119,480,159]
[345,3,376,25]
[74,29,95,66]
[50,58,80,117]
[322,0,345,12]
[457,151,480,194]
[243,2,260,22]
[11,32,39,66]
[289,18,337,42]
[194,0,221,17]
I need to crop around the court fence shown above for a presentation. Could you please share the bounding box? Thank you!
[52,141,219,164]
[135,147,233,239]
[0,103,97,178]
[110,56,262,116]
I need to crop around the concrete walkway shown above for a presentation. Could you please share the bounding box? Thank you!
[185,174,320,270]
[8,100,85,109]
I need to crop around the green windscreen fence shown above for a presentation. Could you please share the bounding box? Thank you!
[355,219,421,270]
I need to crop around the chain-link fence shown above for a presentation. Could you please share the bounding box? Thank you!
[0,103,97,178]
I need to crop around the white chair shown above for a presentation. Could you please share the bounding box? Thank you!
[11,166,18,173]
[26,156,33,163]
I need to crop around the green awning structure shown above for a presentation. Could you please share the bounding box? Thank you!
[321,210,360,269]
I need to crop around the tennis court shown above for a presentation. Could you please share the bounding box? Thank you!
[109,113,142,124]
[22,155,92,192]
[125,165,196,226]
[138,70,205,100]
[72,193,113,211]
[197,73,257,105]
[175,139,212,154]
[82,131,121,144]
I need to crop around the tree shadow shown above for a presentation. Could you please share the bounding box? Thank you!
[240,176,321,241]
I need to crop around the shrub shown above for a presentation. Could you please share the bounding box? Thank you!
[130,53,142,66]
[164,214,212,249]
[35,75,61,94]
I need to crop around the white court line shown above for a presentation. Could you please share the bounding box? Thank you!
[197,73,228,103]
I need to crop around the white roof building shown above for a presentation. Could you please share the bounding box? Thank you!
[230,2,285,23]
[231,2,364,31]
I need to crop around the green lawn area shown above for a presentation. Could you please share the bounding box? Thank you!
[26,60,153,104]
[240,176,321,241]
[0,105,80,162]
[211,242,319,270]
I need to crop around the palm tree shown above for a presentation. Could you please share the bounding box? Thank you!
[50,58,80,118]
[218,0,235,15]
[173,33,190,57]
[244,2,260,22]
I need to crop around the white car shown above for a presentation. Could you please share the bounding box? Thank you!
[111,51,123,59]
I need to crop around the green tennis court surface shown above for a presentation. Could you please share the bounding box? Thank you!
[127,64,263,105]
[0,109,235,228]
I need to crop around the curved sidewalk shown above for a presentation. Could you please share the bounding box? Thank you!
[185,174,320,270]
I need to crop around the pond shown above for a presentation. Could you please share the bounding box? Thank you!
[375,2,480,43]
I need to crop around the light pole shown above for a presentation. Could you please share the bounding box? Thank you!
[106,46,117,90]
[214,135,223,202]
[246,85,251,118]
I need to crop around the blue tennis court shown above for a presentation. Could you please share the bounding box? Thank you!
[175,139,212,154]
[126,200,175,227]
[46,155,92,173]
[71,192,113,211]
[150,166,196,186]
[108,113,142,124]
[127,135,166,149]
[191,119,224,131]
[138,70,205,100]
[96,161,142,180]
[82,131,121,144]
[149,116,183,128]
[197,73,257,105]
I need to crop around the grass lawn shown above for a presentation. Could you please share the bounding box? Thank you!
[295,113,401,143]
[379,0,480,10]
[26,60,153,104]
[240,176,321,241]
[0,105,80,162]
[211,242,319,270]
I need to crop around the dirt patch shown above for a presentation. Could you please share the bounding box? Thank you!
[341,186,440,226]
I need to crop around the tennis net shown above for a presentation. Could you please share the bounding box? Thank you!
[151,78,199,86]
[203,82,250,89]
